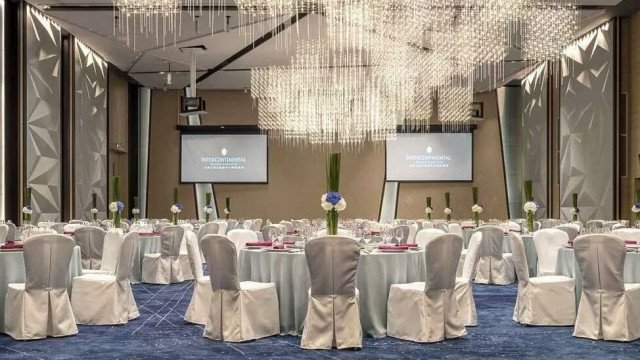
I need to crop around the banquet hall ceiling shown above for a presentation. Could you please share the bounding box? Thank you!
[31,0,624,91]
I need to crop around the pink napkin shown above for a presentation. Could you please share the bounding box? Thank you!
[1,241,23,250]
[272,244,285,250]
[283,240,295,245]
[405,243,418,248]
[378,244,410,250]
[625,240,638,245]
[246,241,273,247]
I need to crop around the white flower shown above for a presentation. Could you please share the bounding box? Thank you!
[170,205,181,214]
[632,205,640,214]
[570,208,578,215]
[425,207,433,214]
[444,208,452,215]
[523,201,538,213]
[334,198,347,212]
[132,208,140,214]
[109,202,118,213]
[472,204,483,213]
[21,207,33,215]
[203,207,213,214]
[91,208,98,214]
[224,208,230,215]
[321,201,334,211]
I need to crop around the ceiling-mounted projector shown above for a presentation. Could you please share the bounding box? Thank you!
[179,45,207,117]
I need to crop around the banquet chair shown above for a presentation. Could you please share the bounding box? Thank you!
[407,223,419,244]
[534,221,541,231]
[6,222,17,241]
[390,225,410,244]
[71,232,140,325]
[50,222,66,234]
[184,234,212,325]
[540,219,559,229]
[63,223,85,234]
[611,228,640,243]
[180,223,195,232]
[387,234,466,343]
[421,221,434,229]
[242,219,253,229]
[261,224,284,241]
[226,220,238,232]
[603,221,621,230]
[415,229,446,248]
[510,233,576,326]
[0,224,8,244]
[142,226,185,284]
[572,221,583,233]
[554,225,579,242]
[251,219,262,231]
[585,220,605,229]
[216,221,228,235]
[301,237,362,349]
[448,223,464,237]
[572,235,640,341]
[201,235,280,342]
[227,229,258,256]
[4,234,78,340]
[280,221,294,233]
[81,229,124,276]
[455,232,482,326]
[74,226,106,270]
[198,222,220,241]
[435,223,449,232]
[533,229,569,276]
[474,226,515,285]
[179,230,198,280]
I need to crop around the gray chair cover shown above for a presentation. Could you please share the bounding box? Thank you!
[74,226,106,270]
[184,233,211,325]
[198,222,220,241]
[474,226,515,285]
[573,235,640,341]
[141,226,185,284]
[50,222,66,234]
[226,220,238,232]
[301,237,362,349]
[261,224,284,241]
[251,219,263,231]
[555,225,579,242]
[6,222,17,241]
[585,220,605,229]
[4,234,78,339]
[390,225,410,244]
[0,224,8,244]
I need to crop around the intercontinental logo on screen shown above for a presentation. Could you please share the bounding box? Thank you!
[405,146,452,168]
[200,148,247,170]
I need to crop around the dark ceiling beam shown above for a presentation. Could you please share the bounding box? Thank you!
[195,13,308,84]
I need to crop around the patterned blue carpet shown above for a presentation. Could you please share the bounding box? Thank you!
[1,281,639,359]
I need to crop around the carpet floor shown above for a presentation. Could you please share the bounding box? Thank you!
[1,282,639,359]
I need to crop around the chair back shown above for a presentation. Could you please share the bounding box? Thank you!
[198,222,219,241]
[603,221,621,230]
[101,229,124,273]
[160,226,184,257]
[226,220,238,232]
[6,222,16,240]
[476,226,505,259]
[421,221,434,229]
[0,224,8,244]
[533,228,569,275]
[74,226,106,266]
[573,235,625,293]
[435,223,449,232]
[407,223,419,244]
[572,221,583,232]
[554,225,579,241]
[461,232,482,282]
[305,237,360,296]
[251,219,262,231]
[242,220,253,229]
[201,235,240,291]
[115,232,139,282]
[423,234,462,291]
[180,223,195,232]
[50,222,66,234]
[415,229,446,248]
[24,234,74,290]
[185,233,204,281]
[261,224,284,241]
[216,221,228,235]
[390,225,409,244]
[534,221,541,231]
[611,228,640,243]
[227,229,258,253]
[448,223,463,237]
[509,232,530,282]
[585,220,605,229]
[280,221,294,232]
[292,220,304,230]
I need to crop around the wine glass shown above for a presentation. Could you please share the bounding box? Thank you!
[275,229,285,246]
[395,229,404,244]
[381,228,392,244]
[268,228,277,243]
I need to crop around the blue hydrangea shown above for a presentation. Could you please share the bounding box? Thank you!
[116,201,125,212]
[176,203,183,210]
[325,192,342,206]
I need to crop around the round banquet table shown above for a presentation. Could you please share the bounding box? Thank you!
[556,247,640,304]
[131,235,161,284]
[238,248,426,338]
[0,246,82,333]
[462,229,476,248]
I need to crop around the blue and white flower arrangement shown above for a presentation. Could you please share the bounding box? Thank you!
[170,204,183,214]
[321,191,347,212]
[109,201,125,214]
[632,203,640,214]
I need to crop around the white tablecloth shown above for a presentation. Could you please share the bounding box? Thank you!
[131,235,161,283]
[0,246,82,333]
[238,248,426,337]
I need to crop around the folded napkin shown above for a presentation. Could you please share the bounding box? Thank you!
[404,243,418,248]
[64,231,75,235]
[371,231,381,235]
[246,241,273,247]
[1,241,23,250]
[283,240,295,245]
[272,244,285,250]
[378,244,410,250]
[625,240,638,245]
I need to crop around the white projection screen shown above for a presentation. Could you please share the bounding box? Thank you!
[181,134,268,183]
[386,133,473,181]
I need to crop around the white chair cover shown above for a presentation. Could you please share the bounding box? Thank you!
[226,220,238,232]
[179,230,198,280]
[6,222,17,241]
[0,224,8,244]
[261,224,284,241]
[50,222,66,234]
[301,237,362,349]
[251,219,262,231]
[572,221,583,233]
[573,235,640,341]
[611,228,640,243]
[474,226,515,285]
[216,222,228,235]
[201,235,280,342]
[415,229,445,248]
[455,233,482,326]
[280,221,294,233]
[179,223,195,232]
[100,229,125,274]
[448,223,464,237]
[585,220,605,229]
[435,223,449,232]
[387,234,466,343]
[533,229,569,276]
[510,233,575,326]
[390,225,410,244]
[227,229,258,256]
[63,223,84,233]
[242,220,253,229]
[142,226,185,284]
[407,223,419,244]
[198,222,220,241]
[4,234,78,340]
[554,225,579,242]
[71,232,140,325]
[421,221,434,229]
[74,226,106,270]
[184,234,212,325]
[68,220,85,225]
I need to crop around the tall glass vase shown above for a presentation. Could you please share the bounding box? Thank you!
[474,213,480,227]
[527,212,534,233]
[327,210,338,235]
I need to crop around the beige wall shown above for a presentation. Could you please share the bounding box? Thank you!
[396,91,508,220]
[146,89,508,221]
[108,69,130,213]
[625,14,640,221]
